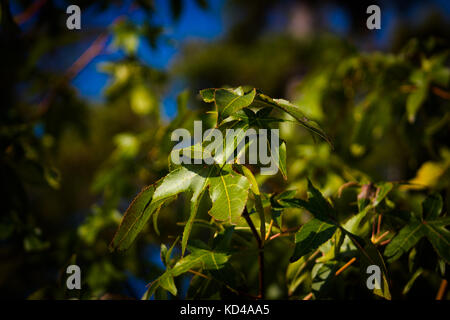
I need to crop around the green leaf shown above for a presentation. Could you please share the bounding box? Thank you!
[23,234,50,252]
[215,88,256,123]
[160,244,168,267]
[384,221,425,262]
[373,182,393,207]
[342,210,373,237]
[199,88,215,103]
[241,166,260,195]
[362,242,391,300]
[357,191,372,213]
[278,140,287,180]
[112,20,140,55]
[130,84,156,115]
[406,71,428,123]
[384,194,449,263]
[290,218,337,262]
[109,185,156,251]
[428,216,450,227]
[342,231,391,300]
[422,221,450,263]
[311,261,338,298]
[110,166,199,252]
[153,166,197,200]
[402,268,423,295]
[159,273,177,296]
[209,171,250,224]
[180,166,211,256]
[270,190,297,227]
[286,254,312,295]
[254,94,332,147]
[212,226,235,251]
[150,245,231,298]
[217,121,249,164]
[202,87,331,146]
[422,193,443,220]
[110,165,250,255]
[280,179,336,223]
[161,237,179,268]
[141,279,161,300]
[316,228,344,263]
[173,246,230,275]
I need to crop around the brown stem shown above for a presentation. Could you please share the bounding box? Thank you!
[268,226,301,242]
[377,214,382,235]
[335,257,356,276]
[436,279,448,300]
[243,208,265,299]
[303,292,313,300]
[432,87,450,100]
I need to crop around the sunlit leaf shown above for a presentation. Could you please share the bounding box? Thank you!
[214,88,256,124]
[209,171,250,224]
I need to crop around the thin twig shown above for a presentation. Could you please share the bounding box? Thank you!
[269,233,281,241]
[303,292,313,300]
[372,215,376,240]
[377,214,382,235]
[268,226,300,242]
[188,269,209,280]
[243,208,261,246]
[375,231,390,243]
[335,257,356,276]
[436,279,448,300]
[337,181,359,198]
[243,208,265,299]
[432,87,450,100]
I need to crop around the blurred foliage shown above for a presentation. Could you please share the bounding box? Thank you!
[0,0,449,300]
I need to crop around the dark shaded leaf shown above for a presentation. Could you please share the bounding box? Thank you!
[290,218,337,262]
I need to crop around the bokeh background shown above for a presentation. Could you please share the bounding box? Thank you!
[1,0,449,299]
